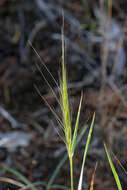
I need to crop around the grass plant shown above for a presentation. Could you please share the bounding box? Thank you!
[1,21,125,190]
[60,23,95,190]
[3,25,95,190]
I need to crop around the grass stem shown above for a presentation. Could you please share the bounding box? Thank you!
[69,156,74,190]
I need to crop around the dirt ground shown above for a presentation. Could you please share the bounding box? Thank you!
[0,0,127,189]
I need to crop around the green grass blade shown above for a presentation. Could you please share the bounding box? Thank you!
[47,154,68,190]
[78,113,95,190]
[4,166,37,190]
[104,143,123,190]
[47,125,88,190]
[75,125,88,148]
[72,94,83,154]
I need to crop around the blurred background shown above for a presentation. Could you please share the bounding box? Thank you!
[0,0,127,189]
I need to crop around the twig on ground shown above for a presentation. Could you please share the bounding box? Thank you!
[35,0,56,22]
[23,20,47,62]
[0,177,25,188]
[18,7,25,62]
[0,106,25,129]
[107,78,127,107]
[35,0,81,34]
[111,17,127,78]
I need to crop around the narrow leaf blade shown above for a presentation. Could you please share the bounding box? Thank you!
[78,113,95,190]
[4,166,37,190]
[104,144,123,190]
[72,94,83,154]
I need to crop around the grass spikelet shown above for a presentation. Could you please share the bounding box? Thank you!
[60,22,74,190]
[61,25,72,156]
[29,16,95,190]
